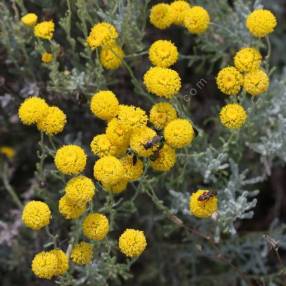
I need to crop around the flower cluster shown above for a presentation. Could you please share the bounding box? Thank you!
[18,97,67,135]
[86,22,124,70]
[217,48,269,98]
[150,2,210,34]
[32,249,68,279]
[88,90,195,194]
[216,42,272,129]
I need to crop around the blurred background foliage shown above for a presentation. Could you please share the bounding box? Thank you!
[1,0,286,285]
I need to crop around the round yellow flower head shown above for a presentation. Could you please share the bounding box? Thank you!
[18,97,49,125]
[130,127,159,157]
[49,249,69,276]
[32,251,58,279]
[119,229,147,257]
[87,22,118,49]
[32,249,68,279]
[216,66,243,96]
[90,134,126,158]
[58,195,87,220]
[150,3,174,30]
[150,102,177,130]
[83,213,109,240]
[120,155,144,181]
[90,90,119,121]
[71,242,93,265]
[184,6,210,34]
[65,176,95,205]
[22,201,51,230]
[21,13,38,27]
[189,189,218,218]
[164,119,194,149]
[105,118,131,146]
[143,67,181,98]
[34,20,55,40]
[37,106,67,135]
[170,1,191,26]
[149,40,178,68]
[234,47,262,73]
[0,146,15,159]
[219,103,247,129]
[103,180,129,194]
[116,105,148,131]
[150,144,176,172]
[100,43,125,70]
[41,52,53,64]
[243,69,269,96]
[93,156,124,185]
[55,145,87,175]
[246,9,277,38]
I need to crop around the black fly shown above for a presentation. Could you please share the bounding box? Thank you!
[198,190,217,202]
[144,135,163,150]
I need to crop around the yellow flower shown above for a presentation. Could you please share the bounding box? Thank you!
[116,105,148,131]
[100,43,125,70]
[32,251,58,279]
[120,155,144,181]
[54,145,87,175]
[37,106,67,135]
[22,201,51,230]
[18,97,49,125]
[90,134,126,158]
[246,9,277,38]
[149,102,177,129]
[219,103,247,129]
[71,242,93,265]
[170,1,191,26]
[87,22,118,49]
[105,118,131,147]
[41,52,53,64]
[184,6,210,34]
[31,249,68,279]
[143,67,181,98]
[150,3,174,30]
[150,144,176,172]
[64,176,95,206]
[102,180,129,194]
[164,119,194,149]
[216,66,243,96]
[243,69,269,96]
[234,47,262,73]
[58,195,87,220]
[0,146,15,159]
[119,229,147,257]
[149,40,178,68]
[34,20,55,40]
[189,189,218,218]
[49,249,69,276]
[93,156,124,185]
[130,127,159,157]
[21,13,38,27]
[90,90,119,121]
[82,213,109,240]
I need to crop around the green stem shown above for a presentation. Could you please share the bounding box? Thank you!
[1,165,23,209]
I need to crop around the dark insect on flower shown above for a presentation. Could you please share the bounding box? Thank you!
[198,190,217,202]
[144,135,163,150]
[132,154,138,165]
